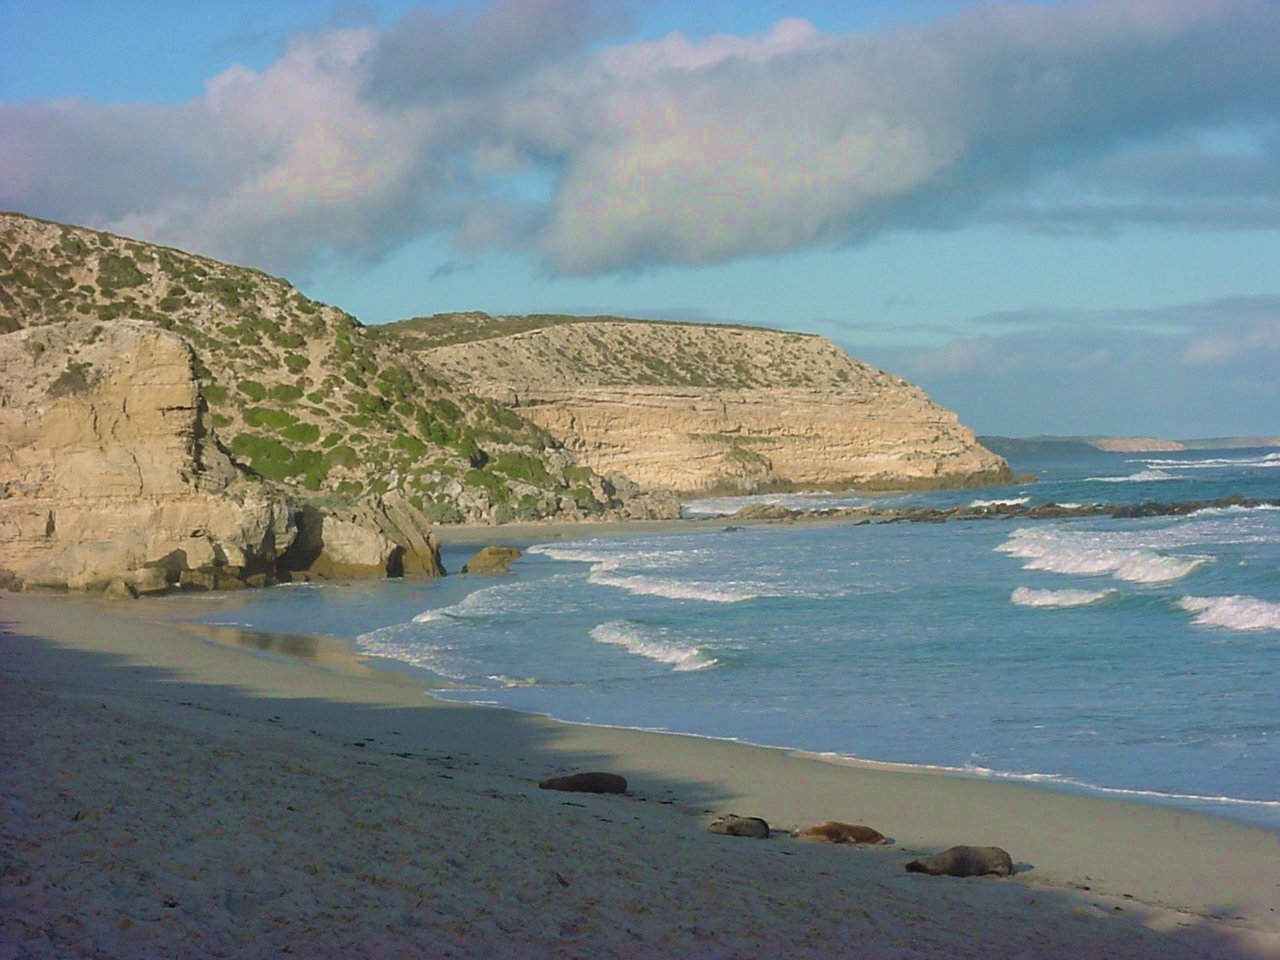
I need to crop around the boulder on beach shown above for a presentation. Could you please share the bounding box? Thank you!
[538,772,628,794]
[795,821,886,845]
[708,814,771,839]
[905,845,1013,878]
[461,545,523,575]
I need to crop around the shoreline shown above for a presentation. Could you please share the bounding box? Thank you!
[133,592,1280,830]
[3,590,1280,957]
[192,594,1280,832]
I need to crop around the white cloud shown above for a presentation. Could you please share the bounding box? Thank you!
[3,0,1280,275]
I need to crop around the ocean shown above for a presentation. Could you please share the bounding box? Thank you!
[190,447,1280,828]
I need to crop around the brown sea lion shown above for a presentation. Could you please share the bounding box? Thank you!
[538,772,628,794]
[795,821,886,845]
[905,845,1014,877]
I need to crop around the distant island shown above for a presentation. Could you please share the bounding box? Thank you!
[980,435,1280,458]
[0,212,1007,595]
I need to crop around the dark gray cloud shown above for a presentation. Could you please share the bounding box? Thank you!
[3,0,1280,276]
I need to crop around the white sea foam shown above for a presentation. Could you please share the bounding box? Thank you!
[955,764,1280,810]
[355,634,471,680]
[1011,586,1116,608]
[1179,595,1280,632]
[1085,468,1174,483]
[998,527,1209,584]
[488,675,540,687]
[589,561,764,602]
[525,544,619,564]
[969,496,1030,508]
[1189,503,1280,518]
[1141,453,1280,470]
[531,541,768,603]
[590,621,717,671]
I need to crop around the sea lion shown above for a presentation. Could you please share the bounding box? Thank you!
[795,821,886,845]
[905,845,1013,877]
[538,772,628,794]
[708,814,771,839]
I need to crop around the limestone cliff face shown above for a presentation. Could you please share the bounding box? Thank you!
[0,320,444,593]
[0,321,297,592]
[400,318,1010,493]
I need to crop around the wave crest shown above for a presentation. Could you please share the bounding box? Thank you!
[1179,595,1280,632]
[1011,587,1116,608]
[590,621,717,671]
[588,562,764,602]
[1086,469,1173,483]
[998,528,1209,584]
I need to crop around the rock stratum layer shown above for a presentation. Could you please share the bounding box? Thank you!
[383,314,1010,494]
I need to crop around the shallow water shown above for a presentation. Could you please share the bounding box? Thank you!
[191,447,1280,827]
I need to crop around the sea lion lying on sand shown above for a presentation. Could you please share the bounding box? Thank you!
[538,772,628,794]
[905,845,1013,877]
[708,814,771,839]
[795,821,886,845]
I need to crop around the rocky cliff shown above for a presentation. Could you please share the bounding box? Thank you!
[0,214,666,594]
[1,213,1005,595]
[380,314,1010,494]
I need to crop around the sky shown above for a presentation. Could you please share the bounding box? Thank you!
[3,0,1279,438]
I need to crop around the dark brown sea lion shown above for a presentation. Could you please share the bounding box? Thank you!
[538,772,628,794]
[905,845,1013,877]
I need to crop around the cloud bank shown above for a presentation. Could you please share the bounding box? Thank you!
[3,0,1280,275]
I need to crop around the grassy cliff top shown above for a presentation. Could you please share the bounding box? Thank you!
[380,311,903,392]
[372,310,803,352]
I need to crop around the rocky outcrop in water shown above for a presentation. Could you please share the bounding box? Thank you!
[726,495,1280,527]
[460,545,522,575]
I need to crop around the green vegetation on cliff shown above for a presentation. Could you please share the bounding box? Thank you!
[0,213,614,522]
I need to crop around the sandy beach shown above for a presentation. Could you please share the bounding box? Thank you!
[3,587,1279,959]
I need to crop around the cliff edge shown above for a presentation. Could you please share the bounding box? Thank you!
[379,314,1011,494]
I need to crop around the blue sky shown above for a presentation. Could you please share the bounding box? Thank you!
[3,0,1279,437]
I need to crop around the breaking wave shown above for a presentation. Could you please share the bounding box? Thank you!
[589,562,765,603]
[1188,503,1280,518]
[1179,595,1280,632]
[970,496,1030,508]
[1086,469,1174,483]
[1011,587,1116,608]
[1141,452,1280,470]
[590,621,717,671]
[998,528,1209,584]
[530,541,768,603]
[411,579,546,623]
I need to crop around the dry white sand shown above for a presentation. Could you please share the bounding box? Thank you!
[2,591,1279,959]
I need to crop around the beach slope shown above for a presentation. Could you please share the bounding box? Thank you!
[2,593,1277,959]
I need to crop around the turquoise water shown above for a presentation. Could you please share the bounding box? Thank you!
[193,448,1280,827]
